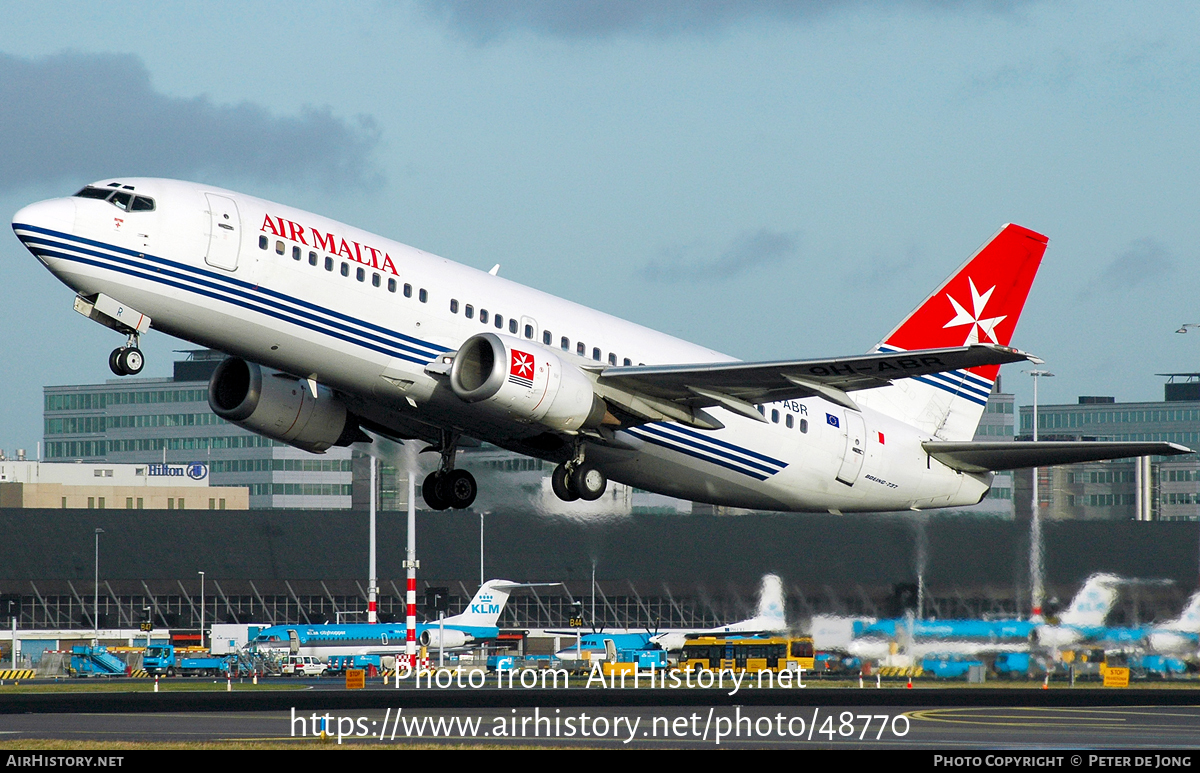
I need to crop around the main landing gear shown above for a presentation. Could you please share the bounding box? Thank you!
[551,444,607,502]
[108,333,144,376]
[421,432,477,511]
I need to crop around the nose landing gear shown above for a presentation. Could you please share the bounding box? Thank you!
[109,334,144,376]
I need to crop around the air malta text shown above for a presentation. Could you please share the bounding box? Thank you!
[260,214,399,276]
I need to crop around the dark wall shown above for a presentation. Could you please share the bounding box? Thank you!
[2,509,1196,592]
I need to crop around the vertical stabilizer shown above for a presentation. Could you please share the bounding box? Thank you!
[855,224,1048,440]
[1057,573,1121,628]
[442,579,516,628]
[1167,591,1200,633]
[755,573,786,626]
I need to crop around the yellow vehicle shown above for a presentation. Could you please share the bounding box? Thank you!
[677,636,815,673]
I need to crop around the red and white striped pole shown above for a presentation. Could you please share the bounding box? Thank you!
[368,455,377,624]
[405,459,417,670]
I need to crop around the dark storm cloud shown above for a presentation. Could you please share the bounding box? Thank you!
[642,228,798,283]
[0,52,382,192]
[420,0,1034,43]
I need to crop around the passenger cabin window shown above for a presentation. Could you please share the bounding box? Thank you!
[372,272,381,287]
[608,353,617,365]
[465,304,474,319]
[356,267,365,282]
[450,299,459,313]
[543,331,552,345]
[325,257,333,271]
[771,409,779,423]
[419,288,427,303]
[526,324,535,339]
[509,318,518,334]
[592,347,601,361]
[624,358,632,366]
[276,241,285,255]
[561,337,570,351]
[388,278,396,292]
[403,284,412,298]
[308,251,317,266]
[292,246,301,260]
[480,309,489,324]
[577,342,586,356]
[494,315,504,329]
[785,414,794,429]
[259,235,268,250]
[800,418,809,433]
[340,262,349,277]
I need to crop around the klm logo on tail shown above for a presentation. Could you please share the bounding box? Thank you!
[471,593,501,615]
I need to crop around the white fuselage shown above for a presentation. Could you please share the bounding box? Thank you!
[13,179,990,512]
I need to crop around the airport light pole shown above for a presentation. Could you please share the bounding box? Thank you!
[1025,369,1054,622]
[198,571,205,650]
[93,528,104,643]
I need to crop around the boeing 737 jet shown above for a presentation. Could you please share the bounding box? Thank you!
[11,179,1190,512]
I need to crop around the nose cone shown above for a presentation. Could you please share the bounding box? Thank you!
[12,198,76,258]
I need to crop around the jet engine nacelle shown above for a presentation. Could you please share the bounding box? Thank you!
[449,333,607,432]
[1032,625,1083,650]
[208,357,360,453]
[419,628,470,649]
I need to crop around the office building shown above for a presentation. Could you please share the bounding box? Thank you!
[1014,375,1200,521]
[43,351,352,509]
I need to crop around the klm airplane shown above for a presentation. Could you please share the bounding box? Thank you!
[247,579,522,657]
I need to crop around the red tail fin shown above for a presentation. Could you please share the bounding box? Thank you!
[859,225,1048,440]
[878,224,1048,382]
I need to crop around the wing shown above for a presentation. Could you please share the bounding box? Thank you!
[593,343,1036,425]
[924,441,1194,474]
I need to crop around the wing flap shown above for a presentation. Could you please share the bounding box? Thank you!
[924,441,1194,474]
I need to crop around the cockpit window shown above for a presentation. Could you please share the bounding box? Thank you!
[75,187,111,200]
[73,186,155,211]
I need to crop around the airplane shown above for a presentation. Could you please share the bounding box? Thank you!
[649,573,788,652]
[846,573,1124,659]
[553,573,789,661]
[12,179,1192,514]
[1145,590,1200,656]
[246,579,523,658]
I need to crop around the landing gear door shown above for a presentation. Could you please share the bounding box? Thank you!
[835,410,866,486]
[204,193,241,271]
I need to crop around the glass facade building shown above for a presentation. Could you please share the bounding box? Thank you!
[43,351,353,509]
[1014,379,1200,521]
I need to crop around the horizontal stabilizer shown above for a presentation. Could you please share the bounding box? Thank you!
[924,441,1193,474]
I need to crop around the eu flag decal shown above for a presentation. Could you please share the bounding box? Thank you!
[826,413,840,428]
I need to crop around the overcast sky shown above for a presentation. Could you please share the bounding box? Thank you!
[2,1,1199,450]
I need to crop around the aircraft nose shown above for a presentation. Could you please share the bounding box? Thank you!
[12,197,76,247]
